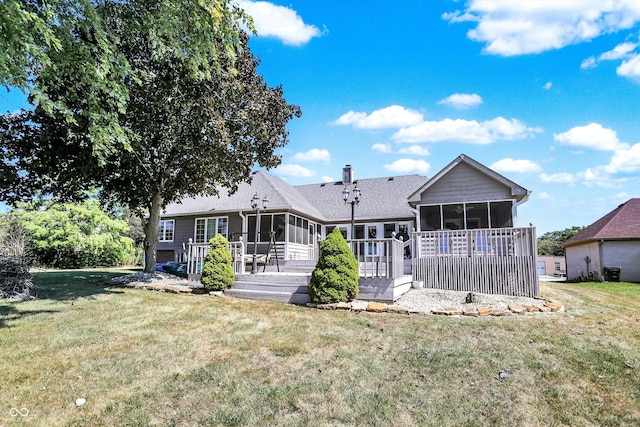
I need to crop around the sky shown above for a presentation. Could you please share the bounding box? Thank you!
[2,0,640,235]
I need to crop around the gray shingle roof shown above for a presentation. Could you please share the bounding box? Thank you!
[162,171,324,220]
[162,171,428,223]
[294,174,429,223]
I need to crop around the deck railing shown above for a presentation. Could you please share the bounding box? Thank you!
[347,237,406,279]
[186,238,245,277]
[412,227,539,297]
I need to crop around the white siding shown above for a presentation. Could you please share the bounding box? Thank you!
[565,242,602,281]
[602,241,640,282]
[419,162,513,204]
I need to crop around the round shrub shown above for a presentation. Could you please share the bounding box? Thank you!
[200,234,235,291]
[309,228,359,304]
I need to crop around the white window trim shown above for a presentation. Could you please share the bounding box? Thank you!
[159,219,175,242]
[194,216,229,243]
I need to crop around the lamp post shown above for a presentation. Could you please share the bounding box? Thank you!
[251,193,269,274]
[342,184,361,240]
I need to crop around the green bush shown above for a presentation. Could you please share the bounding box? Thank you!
[309,228,359,304]
[200,234,235,291]
[10,200,136,268]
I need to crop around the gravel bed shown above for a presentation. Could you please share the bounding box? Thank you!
[108,272,191,287]
[393,287,545,312]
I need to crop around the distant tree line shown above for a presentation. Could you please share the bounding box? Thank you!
[537,226,584,256]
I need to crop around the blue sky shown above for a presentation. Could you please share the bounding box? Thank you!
[2,1,640,235]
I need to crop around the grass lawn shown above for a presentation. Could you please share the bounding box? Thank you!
[1,271,639,426]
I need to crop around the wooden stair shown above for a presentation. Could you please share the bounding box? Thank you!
[226,272,312,304]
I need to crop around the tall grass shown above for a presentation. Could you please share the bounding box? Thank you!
[1,271,638,426]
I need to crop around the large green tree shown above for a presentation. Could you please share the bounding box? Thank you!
[0,0,249,158]
[1,4,300,272]
[537,226,584,256]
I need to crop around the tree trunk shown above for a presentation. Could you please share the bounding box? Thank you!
[143,191,163,273]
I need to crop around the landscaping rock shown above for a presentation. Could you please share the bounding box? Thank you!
[335,302,352,310]
[539,306,552,313]
[388,305,409,315]
[432,307,462,316]
[350,300,368,312]
[209,291,224,297]
[544,302,564,312]
[524,305,541,312]
[508,305,527,315]
[366,302,388,313]
[477,307,493,316]
[463,308,480,317]
[317,303,336,310]
[491,310,512,316]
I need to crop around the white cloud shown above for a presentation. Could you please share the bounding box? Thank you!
[292,148,330,164]
[543,82,553,90]
[490,158,541,173]
[582,41,639,72]
[333,105,423,130]
[575,167,617,188]
[538,192,552,200]
[238,1,322,46]
[321,176,334,183]
[554,123,629,151]
[601,41,638,60]
[605,143,640,173]
[392,116,539,144]
[398,145,430,156]
[383,159,430,174]
[372,143,393,153]
[372,143,430,156]
[617,54,640,80]
[438,93,483,109]
[581,56,597,69]
[443,1,640,56]
[273,163,316,177]
[539,172,577,184]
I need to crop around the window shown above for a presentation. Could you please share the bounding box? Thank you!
[420,205,442,231]
[194,217,228,243]
[420,201,513,230]
[248,214,286,243]
[158,220,175,242]
[554,262,561,271]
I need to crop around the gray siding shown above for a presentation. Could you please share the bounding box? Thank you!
[602,240,640,282]
[419,162,513,204]
[157,213,244,254]
[565,242,602,281]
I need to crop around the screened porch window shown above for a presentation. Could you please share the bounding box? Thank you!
[247,214,285,243]
[420,201,513,230]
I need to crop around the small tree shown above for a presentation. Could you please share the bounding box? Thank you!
[309,228,359,304]
[200,235,235,292]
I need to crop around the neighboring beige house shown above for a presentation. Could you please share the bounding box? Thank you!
[563,198,640,282]
[537,255,566,276]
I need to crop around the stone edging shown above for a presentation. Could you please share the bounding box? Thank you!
[306,300,565,316]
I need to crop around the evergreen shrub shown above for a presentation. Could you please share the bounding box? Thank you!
[309,228,359,303]
[200,235,235,291]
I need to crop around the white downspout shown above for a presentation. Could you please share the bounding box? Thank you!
[513,190,532,227]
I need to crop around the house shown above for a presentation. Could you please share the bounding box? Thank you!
[563,198,640,282]
[158,154,539,298]
[537,255,566,277]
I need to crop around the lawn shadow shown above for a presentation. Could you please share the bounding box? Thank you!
[31,269,136,302]
[0,304,61,329]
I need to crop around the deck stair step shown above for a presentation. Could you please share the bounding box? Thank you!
[227,273,312,304]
